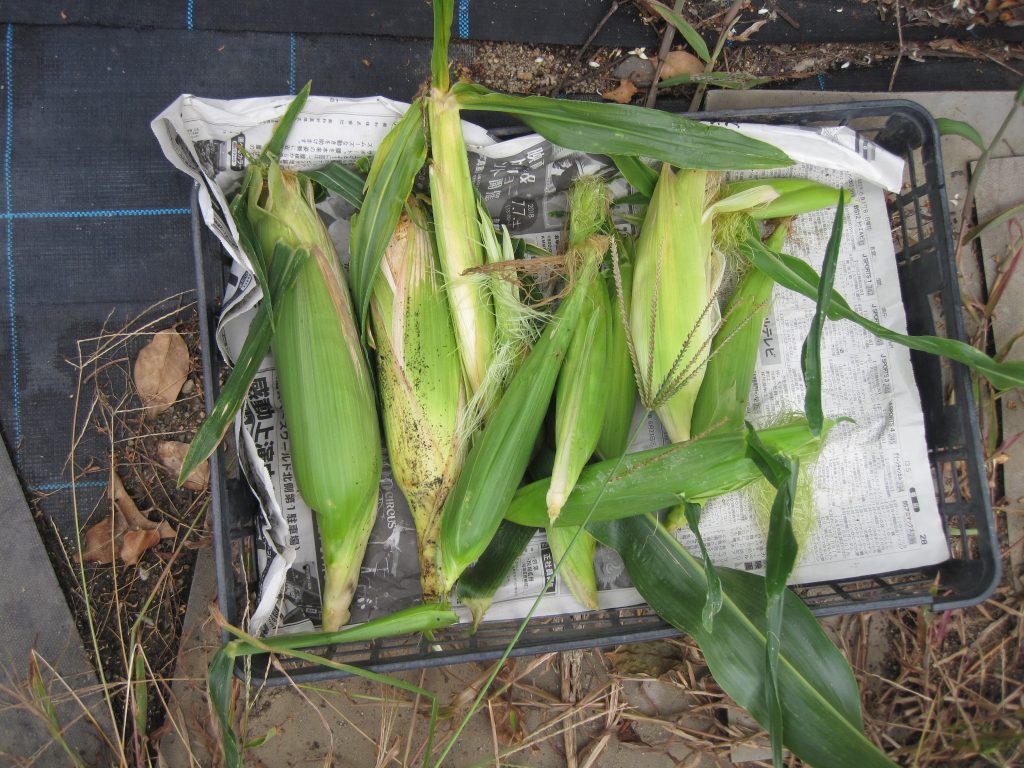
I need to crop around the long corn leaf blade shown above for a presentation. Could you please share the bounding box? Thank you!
[178,244,311,486]
[802,195,844,435]
[683,501,722,630]
[432,0,453,91]
[741,236,1024,391]
[301,162,366,209]
[936,117,985,151]
[588,514,896,768]
[349,99,427,333]
[746,425,801,767]
[452,82,792,171]
[506,420,831,527]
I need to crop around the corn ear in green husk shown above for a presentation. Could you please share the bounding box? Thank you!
[688,221,787,440]
[545,525,599,610]
[597,231,638,460]
[630,166,779,441]
[428,91,495,397]
[547,272,608,521]
[457,519,537,630]
[370,202,465,602]
[247,157,382,632]
[440,237,606,590]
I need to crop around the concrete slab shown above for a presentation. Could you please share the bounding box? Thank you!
[973,156,1024,588]
[0,442,112,765]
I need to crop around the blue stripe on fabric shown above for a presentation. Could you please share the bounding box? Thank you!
[458,0,470,38]
[0,208,190,220]
[289,33,296,95]
[4,25,20,453]
[31,481,108,492]
[186,0,194,30]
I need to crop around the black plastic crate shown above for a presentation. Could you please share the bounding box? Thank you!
[192,99,999,684]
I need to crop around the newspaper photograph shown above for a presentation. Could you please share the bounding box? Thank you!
[153,94,948,635]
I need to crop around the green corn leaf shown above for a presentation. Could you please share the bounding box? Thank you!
[682,500,722,631]
[178,244,311,486]
[229,168,274,328]
[936,117,986,151]
[610,154,658,198]
[588,514,896,768]
[432,0,454,91]
[659,71,772,90]
[745,424,801,768]
[506,420,831,527]
[210,605,458,768]
[452,82,792,171]
[802,194,844,436]
[457,520,537,630]
[261,81,311,161]
[349,99,427,333]
[741,235,1024,392]
[300,161,366,209]
[647,1,711,62]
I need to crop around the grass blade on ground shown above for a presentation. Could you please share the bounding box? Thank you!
[646,0,710,61]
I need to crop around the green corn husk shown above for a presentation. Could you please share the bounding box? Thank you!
[428,88,495,397]
[544,525,599,610]
[721,178,850,220]
[547,177,616,521]
[505,419,833,529]
[457,519,537,629]
[546,273,608,521]
[689,221,789,439]
[630,165,778,441]
[439,237,606,591]
[247,157,382,632]
[597,231,638,460]
[370,202,465,602]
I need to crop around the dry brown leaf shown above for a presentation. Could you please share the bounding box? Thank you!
[134,329,189,419]
[602,79,638,104]
[730,19,768,42]
[156,440,210,492]
[81,513,127,564]
[110,471,154,529]
[651,50,704,80]
[120,529,161,566]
